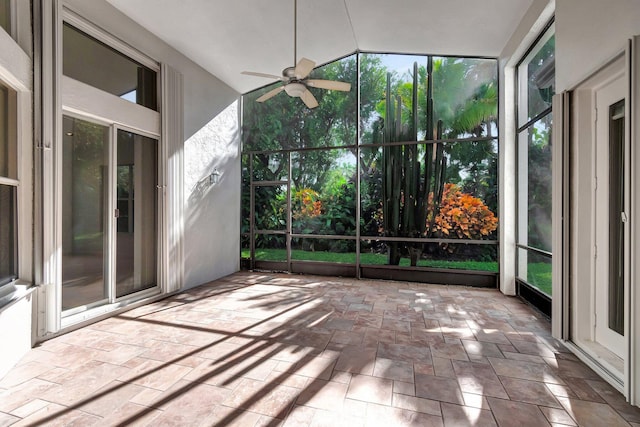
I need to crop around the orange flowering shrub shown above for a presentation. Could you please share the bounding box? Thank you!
[428,183,498,239]
[292,188,322,219]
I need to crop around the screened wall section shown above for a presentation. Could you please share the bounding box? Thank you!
[516,23,555,313]
[242,53,499,286]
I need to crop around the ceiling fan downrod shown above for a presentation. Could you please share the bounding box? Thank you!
[293,0,298,66]
[239,0,351,109]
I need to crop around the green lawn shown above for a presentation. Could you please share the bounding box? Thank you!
[241,250,555,289]
[526,263,552,296]
[241,248,498,272]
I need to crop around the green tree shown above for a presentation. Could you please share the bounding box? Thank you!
[242,55,358,249]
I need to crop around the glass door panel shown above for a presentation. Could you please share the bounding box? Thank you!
[61,116,109,311]
[608,100,625,336]
[115,129,158,298]
[62,117,159,314]
[594,71,626,359]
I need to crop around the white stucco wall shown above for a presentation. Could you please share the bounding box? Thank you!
[555,0,640,92]
[0,295,34,379]
[65,0,241,290]
[184,101,241,289]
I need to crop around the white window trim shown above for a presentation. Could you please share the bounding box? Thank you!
[499,1,555,297]
[57,46,162,325]
[0,6,33,295]
[514,22,555,295]
[161,64,184,295]
[0,0,17,40]
[56,110,164,322]
[565,49,631,398]
[62,76,160,137]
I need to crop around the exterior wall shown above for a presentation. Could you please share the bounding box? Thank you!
[1,0,241,376]
[62,0,241,290]
[0,295,34,379]
[0,0,33,378]
[555,0,640,92]
[554,0,640,406]
[554,0,640,304]
[184,101,241,289]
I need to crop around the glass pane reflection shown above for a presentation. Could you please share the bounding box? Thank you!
[0,184,16,285]
[63,23,157,110]
[115,130,157,298]
[518,114,552,252]
[62,116,109,311]
[517,248,552,296]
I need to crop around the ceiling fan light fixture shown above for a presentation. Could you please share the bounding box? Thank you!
[284,82,306,97]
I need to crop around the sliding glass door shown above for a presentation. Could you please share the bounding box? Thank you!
[62,115,158,314]
[61,116,109,311]
[115,129,157,298]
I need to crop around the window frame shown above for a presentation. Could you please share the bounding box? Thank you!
[0,0,15,39]
[50,7,166,330]
[0,3,32,299]
[62,8,159,73]
[62,21,158,111]
[515,19,555,313]
[0,83,18,288]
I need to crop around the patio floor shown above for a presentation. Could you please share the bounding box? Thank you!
[1,272,640,426]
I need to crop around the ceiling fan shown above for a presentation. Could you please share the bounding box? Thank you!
[241,0,351,109]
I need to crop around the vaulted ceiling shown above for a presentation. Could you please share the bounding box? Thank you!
[106,0,534,94]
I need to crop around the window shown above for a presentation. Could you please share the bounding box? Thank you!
[0,0,10,35]
[63,23,158,111]
[0,82,16,287]
[516,22,555,309]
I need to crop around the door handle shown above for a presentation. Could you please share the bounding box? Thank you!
[115,209,120,218]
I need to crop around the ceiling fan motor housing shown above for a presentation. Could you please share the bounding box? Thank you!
[283,66,297,79]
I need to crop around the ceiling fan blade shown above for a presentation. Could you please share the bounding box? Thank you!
[241,71,283,80]
[306,79,351,92]
[256,86,285,103]
[300,88,319,109]
[294,57,315,79]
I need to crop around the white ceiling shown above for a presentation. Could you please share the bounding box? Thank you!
[106,0,533,94]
